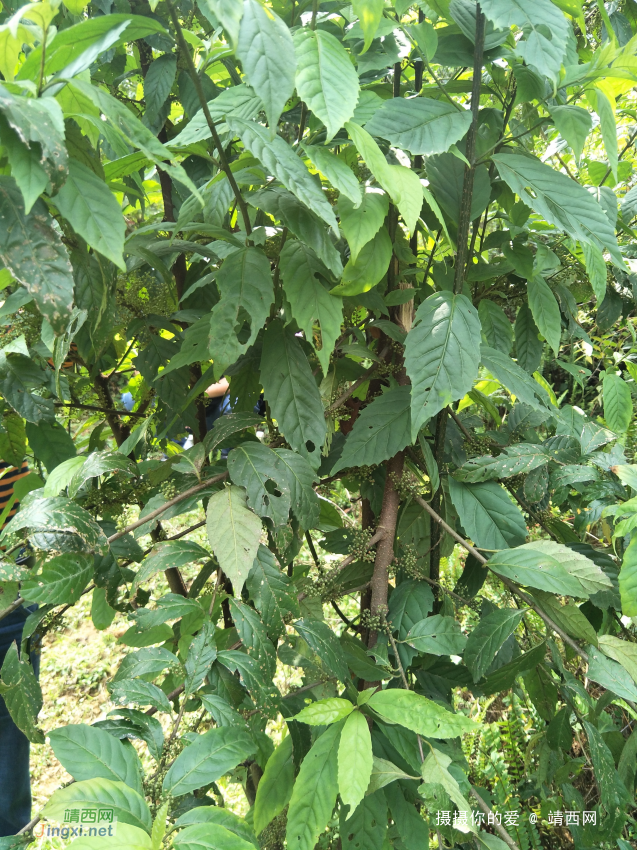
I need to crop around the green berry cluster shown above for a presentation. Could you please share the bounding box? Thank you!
[259,809,287,850]
[464,435,495,454]
[160,479,178,499]
[399,543,428,580]
[388,470,426,500]
[360,605,390,634]
[347,528,377,563]
[117,271,177,324]
[82,474,152,517]
[505,472,525,489]
[0,306,42,348]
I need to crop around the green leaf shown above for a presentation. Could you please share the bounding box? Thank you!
[163,727,256,796]
[69,449,137,497]
[246,545,300,640]
[25,420,76,473]
[0,116,48,215]
[286,723,341,850]
[405,292,481,441]
[228,442,294,527]
[228,118,338,232]
[344,122,423,231]
[0,643,43,743]
[367,757,419,795]
[524,541,611,596]
[21,553,93,605]
[620,535,637,617]
[529,590,599,646]
[206,485,262,593]
[463,608,526,682]
[514,304,542,373]
[481,345,550,410]
[254,735,294,835]
[331,225,392,296]
[420,749,475,834]
[92,586,116,631]
[352,0,385,52]
[595,88,618,182]
[174,805,257,848]
[172,84,262,147]
[0,87,67,203]
[340,791,387,850]
[338,188,389,262]
[527,276,561,355]
[603,371,632,433]
[42,778,152,834]
[184,621,217,696]
[0,412,25,467]
[332,386,411,474]
[383,782,428,849]
[229,599,276,679]
[237,0,295,129]
[549,104,591,161]
[199,0,243,47]
[294,29,359,141]
[581,241,607,301]
[0,176,74,333]
[404,614,467,656]
[144,54,177,118]
[597,635,637,685]
[48,723,143,794]
[2,495,108,554]
[279,239,343,376]
[487,544,588,596]
[491,153,622,265]
[303,144,362,206]
[204,412,261,456]
[478,300,513,354]
[368,688,475,737]
[294,618,351,683]
[294,698,354,725]
[454,443,550,483]
[338,710,373,816]
[448,478,527,550]
[68,823,152,850]
[582,720,628,811]
[110,680,173,714]
[248,187,342,276]
[131,540,210,597]
[174,823,256,850]
[54,160,126,269]
[273,448,320,528]
[207,247,273,380]
[426,152,491,225]
[479,0,568,80]
[260,320,326,469]
[366,97,471,156]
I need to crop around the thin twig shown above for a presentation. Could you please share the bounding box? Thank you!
[164,0,252,235]
[325,347,390,415]
[107,472,228,543]
[54,403,146,418]
[470,788,521,850]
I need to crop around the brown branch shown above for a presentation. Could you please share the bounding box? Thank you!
[368,452,404,648]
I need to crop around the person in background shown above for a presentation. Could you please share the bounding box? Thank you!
[0,460,39,837]
[205,377,231,432]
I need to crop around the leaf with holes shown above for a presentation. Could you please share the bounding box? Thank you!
[260,320,326,470]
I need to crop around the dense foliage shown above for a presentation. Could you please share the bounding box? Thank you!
[1,0,637,847]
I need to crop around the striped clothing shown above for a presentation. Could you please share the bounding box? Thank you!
[0,462,29,528]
